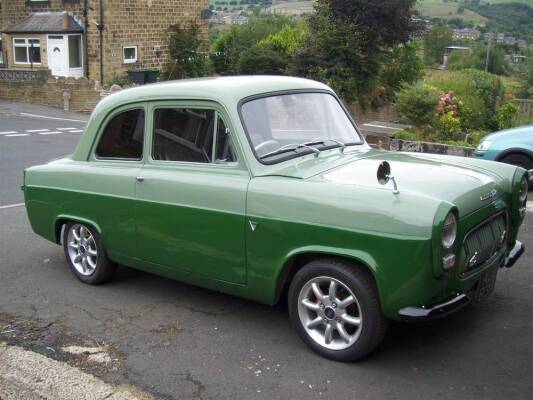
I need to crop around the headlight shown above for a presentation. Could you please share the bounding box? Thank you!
[442,212,457,249]
[476,141,492,152]
[519,176,528,204]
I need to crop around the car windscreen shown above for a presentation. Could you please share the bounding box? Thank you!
[240,92,363,164]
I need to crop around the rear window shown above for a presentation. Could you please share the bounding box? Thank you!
[95,109,145,159]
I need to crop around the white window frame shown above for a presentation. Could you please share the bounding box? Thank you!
[0,39,4,64]
[13,38,42,65]
[123,46,138,64]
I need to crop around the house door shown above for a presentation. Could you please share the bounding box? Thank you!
[47,35,66,76]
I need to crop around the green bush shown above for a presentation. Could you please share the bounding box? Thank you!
[106,74,130,87]
[497,102,520,130]
[436,112,462,141]
[394,129,419,141]
[237,45,288,75]
[395,84,439,127]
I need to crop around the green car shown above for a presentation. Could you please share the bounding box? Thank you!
[23,76,528,361]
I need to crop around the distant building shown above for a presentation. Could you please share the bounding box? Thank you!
[210,11,248,25]
[442,46,470,68]
[453,28,480,41]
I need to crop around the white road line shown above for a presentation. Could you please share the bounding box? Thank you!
[527,200,533,212]
[68,129,84,133]
[38,131,62,135]
[57,127,78,131]
[19,112,87,123]
[0,131,18,135]
[5,133,29,137]
[25,129,50,133]
[0,203,24,210]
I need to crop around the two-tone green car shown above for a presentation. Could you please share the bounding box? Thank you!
[23,76,528,361]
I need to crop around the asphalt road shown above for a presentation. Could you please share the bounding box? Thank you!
[1,102,532,400]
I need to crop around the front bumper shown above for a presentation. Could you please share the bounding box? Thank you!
[398,294,469,321]
[399,240,525,321]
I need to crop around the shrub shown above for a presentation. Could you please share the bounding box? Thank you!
[394,129,419,141]
[395,84,439,127]
[496,102,520,130]
[164,22,212,80]
[237,45,288,75]
[436,112,462,141]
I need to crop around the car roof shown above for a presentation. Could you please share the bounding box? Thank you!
[95,75,332,112]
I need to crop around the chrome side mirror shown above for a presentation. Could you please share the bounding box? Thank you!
[377,161,399,195]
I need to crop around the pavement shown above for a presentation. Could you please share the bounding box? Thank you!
[0,101,532,400]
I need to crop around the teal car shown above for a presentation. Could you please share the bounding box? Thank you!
[22,76,528,361]
[475,125,533,180]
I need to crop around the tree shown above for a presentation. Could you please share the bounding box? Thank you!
[423,25,454,66]
[237,45,288,75]
[448,44,510,76]
[164,22,212,80]
[291,0,423,104]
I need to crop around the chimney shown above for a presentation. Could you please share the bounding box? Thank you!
[62,12,69,30]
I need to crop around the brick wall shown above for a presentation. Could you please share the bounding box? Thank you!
[0,0,208,83]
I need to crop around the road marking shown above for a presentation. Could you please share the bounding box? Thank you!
[68,129,84,133]
[38,131,62,135]
[5,133,29,137]
[362,123,403,130]
[19,112,87,123]
[0,131,18,135]
[527,201,533,212]
[0,203,24,210]
[26,129,50,133]
[57,127,78,131]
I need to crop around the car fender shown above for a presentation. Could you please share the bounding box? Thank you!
[54,214,103,245]
[495,147,533,162]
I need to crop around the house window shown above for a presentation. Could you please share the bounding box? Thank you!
[68,35,82,68]
[13,38,41,64]
[0,40,4,64]
[123,46,138,64]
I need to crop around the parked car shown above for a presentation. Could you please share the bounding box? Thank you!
[475,125,533,186]
[23,76,528,361]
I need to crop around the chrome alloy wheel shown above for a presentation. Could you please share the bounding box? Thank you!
[66,224,98,276]
[297,276,363,350]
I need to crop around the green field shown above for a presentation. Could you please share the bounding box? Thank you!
[417,1,488,25]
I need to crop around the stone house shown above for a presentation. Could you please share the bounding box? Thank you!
[0,0,208,84]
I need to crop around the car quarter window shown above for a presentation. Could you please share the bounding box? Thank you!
[95,108,145,160]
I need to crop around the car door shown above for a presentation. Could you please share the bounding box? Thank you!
[135,101,249,284]
[84,104,146,260]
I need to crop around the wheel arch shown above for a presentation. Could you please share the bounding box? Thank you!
[54,215,103,245]
[273,246,383,305]
[495,148,533,163]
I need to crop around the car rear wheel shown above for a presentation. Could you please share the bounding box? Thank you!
[288,258,387,362]
[62,222,116,285]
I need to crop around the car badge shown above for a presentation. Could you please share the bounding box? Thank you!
[249,220,258,232]
[480,189,497,201]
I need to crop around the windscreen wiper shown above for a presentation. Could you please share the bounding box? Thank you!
[305,138,346,152]
[260,143,321,160]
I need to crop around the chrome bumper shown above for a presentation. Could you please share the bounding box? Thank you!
[503,240,525,269]
[398,293,469,321]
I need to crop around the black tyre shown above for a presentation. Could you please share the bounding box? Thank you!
[288,258,387,362]
[499,153,533,170]
[62,222,116,285]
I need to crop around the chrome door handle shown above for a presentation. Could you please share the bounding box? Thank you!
[136,176,145,182]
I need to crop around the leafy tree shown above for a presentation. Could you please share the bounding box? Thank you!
[291,0,422,104]
[423,25,454,66]
[448,44,511,76]
[211,15,292,74]
[237,45,288,75]
[164,22,212,80]
[259,23,307,56]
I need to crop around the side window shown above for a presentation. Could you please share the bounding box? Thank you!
[153,108,215,163]
[215,116,237,163]
[95,109,145,159]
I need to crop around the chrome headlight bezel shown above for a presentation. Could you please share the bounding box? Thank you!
[442,212,457,250]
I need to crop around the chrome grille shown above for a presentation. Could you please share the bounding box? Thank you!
[460,212,507,274]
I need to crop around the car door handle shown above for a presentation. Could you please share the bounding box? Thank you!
[136,176,145,182]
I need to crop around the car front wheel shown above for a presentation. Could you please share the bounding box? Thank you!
[288,258,387,362]
[63,222,116,285]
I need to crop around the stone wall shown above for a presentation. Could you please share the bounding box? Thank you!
[0,70,102,112]
[346,102,399,125]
